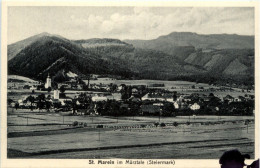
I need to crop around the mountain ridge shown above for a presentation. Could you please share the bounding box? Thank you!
[8,32,254,85]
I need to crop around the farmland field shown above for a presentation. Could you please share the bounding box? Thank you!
[7,108,255,159]
[7,79,255,159]
[86,78,254,99]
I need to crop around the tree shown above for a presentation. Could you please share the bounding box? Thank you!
[53,71,68,83]
[209,93,215,97]
[47,87,52,93]
[45,101,51,112]
[72,99,78,115]
[47,95,51,100]
[15,103,19,110]
[60,85,66,93]
[53,101,61,109]
[173,122,178,127]
[154,122,159,127]
[111,84,117,92]
[37,94,46,111]
[121,85,132,100]
[27,95,35,111]
[162,103,175,116]
[173,91,177,101]
[8,98,13,105]
[87,75,90,89]
[160,123,166,127]
[72,121,79,126]
[78,93,91,109]
[59,85,66,98]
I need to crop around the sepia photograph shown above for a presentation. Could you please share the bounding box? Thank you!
[1,1,259,168]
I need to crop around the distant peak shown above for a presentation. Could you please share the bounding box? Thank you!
[35,32,68,41]
[36,32,53,37]
[39,32,51,35]
[157,32,198,39]
[168,32,198,36]
[76,38,128,45]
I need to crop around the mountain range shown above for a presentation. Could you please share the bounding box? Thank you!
[8,32,254,85]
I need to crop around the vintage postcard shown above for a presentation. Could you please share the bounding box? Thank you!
[1,1,259,168]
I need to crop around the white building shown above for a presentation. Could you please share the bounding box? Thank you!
[190,103,200,110]
[174,102,179,109]
[59,98,72,106]
[54,90,60,99]
[45,74,51,89]
[92,96,107,102]
[30,86,37,90]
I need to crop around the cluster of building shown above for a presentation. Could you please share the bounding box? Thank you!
[8,75,255,116]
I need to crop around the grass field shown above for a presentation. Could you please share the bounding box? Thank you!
[7,108,255,159]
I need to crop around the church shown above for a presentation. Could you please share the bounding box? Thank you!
[44,74,51,89]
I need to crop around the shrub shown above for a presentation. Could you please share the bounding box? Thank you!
[186,122,190,125]
[154,122,159,127]
[83,123,88,127]
[72,121,78,126]
[97,125,103,128]
[141,124,146,128]
[160,123,166,127]
[173,122,178,127]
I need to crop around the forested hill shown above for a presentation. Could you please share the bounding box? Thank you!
[8,32,254,86]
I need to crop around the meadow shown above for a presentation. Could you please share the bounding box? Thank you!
[7,108,254,159]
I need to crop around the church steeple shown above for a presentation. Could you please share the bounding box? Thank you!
[45,73,51,89]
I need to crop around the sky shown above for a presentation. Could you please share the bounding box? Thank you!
[7,7,254,44]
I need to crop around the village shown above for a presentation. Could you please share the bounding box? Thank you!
[7,74,255,159]
[7,73,255,118]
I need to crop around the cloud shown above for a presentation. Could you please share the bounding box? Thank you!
[79,7,253,40]
[8,7,254,43]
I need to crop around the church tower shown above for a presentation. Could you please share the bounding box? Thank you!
[53,89,60,99]
[45,73,52,89]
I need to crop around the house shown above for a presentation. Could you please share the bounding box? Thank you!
[23,85,31,89]
[76,100,81,105]
[24,101,37,108]
[67,81,83,90]
[120,104,129,109]
[54,90,60,99]
[30,86,37,90]
[148,83,165,87]
[92,95,108,102]
[140,105,161,115]
[223,95,234,102]
[234,97,242,102]
[128,96,141,102]
[173,102,179,109]
[10,102,16,108]
[238,96,246,102]
[59,98,72,106]
[58,83,70,89]
[131,88,139,95]
[179,102,189,110]
[105,86,111,91]
[190,103,200,110]
[110,93,122,101]
[182,96,192,102]
[153,103,164,107]
[8,82,24,89]
[117,85,124,91]
[141,93,173,102]
[200,95,211,102]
